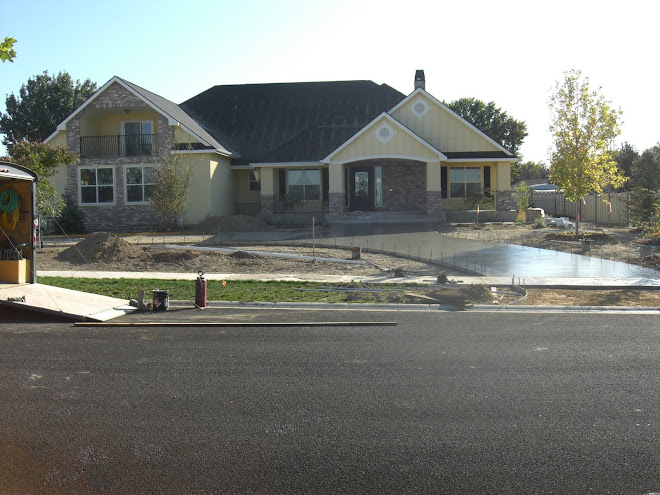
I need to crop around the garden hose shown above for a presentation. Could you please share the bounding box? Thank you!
[0,188,20,231]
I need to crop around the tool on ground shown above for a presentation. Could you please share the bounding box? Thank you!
[195,270,207,308]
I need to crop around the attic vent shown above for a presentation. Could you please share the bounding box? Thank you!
[373,122,396,144]
[410,97,430,119]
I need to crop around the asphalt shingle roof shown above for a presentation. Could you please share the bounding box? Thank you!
[179,81,405,165]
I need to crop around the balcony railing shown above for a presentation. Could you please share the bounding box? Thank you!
[80,134,158,158]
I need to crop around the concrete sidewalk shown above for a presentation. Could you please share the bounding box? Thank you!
[36,270,660,289]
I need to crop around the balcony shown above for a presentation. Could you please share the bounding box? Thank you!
[80,134,158,158]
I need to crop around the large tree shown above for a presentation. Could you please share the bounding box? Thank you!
[548,69,625,235]
[612,142,638,187]
[0,36,17,63]
[629,145,660,191]
[0,71,97,147]
[5,141,77,217]
[511,160,549,183]
[444,97,528,156]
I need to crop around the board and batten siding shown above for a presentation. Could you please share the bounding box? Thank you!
[391,95,501,153]
[328,117,441,164]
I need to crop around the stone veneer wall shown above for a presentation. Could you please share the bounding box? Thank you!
[378,160,426,211]
[328,192,344,219]
[259,195,275,215]
[65,82,175,231]
[496,190,512,211]
[426,191,443,216]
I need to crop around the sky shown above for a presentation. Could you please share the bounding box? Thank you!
[1,0,658,162]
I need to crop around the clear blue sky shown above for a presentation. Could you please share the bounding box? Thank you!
[2,0,658,162]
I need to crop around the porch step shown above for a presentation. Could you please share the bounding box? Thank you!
[333,211,445,224]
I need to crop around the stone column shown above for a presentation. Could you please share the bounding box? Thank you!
[426,161,443,216]
[260,167,275,214]
[328,163,344,219]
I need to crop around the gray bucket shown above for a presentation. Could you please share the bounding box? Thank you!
[152,289,169,311]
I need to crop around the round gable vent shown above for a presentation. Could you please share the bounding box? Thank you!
[373,122,396,144]
[410,97,430,119]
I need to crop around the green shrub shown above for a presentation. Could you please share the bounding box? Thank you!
[55,193,87,234]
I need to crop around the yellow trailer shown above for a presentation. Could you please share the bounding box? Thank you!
[0,161,38,284]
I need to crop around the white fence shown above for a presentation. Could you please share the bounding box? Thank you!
[512,191,630,226]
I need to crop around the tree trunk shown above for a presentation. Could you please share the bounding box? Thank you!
[575,200,581,236]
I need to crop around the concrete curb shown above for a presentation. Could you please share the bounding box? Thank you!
[167,300,660,313]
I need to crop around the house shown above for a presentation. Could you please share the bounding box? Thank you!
[45,71,517,231]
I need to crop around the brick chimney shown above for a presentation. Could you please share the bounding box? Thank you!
[414,70,425,91]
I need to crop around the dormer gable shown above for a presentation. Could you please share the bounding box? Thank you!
[389,87,514,157]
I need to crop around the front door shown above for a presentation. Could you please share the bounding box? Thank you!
[350,167,374,211]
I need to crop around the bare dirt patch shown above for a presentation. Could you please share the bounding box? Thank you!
[522,288,660,307]
[40,232,452,278]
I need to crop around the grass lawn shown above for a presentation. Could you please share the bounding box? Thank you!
[37,277,383,304]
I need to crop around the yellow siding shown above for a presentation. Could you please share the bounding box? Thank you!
[234,169,261,204]
[210,155,234,216]
[329,163,343,193]
[173,127,201,145]
[426,161,442,192]
[48,131,67,147]
[86,112,160,136]
[330,117,440,164]
[391,95,501,153]
[495,162,511,191]
[52,164,68,199]
[184,153,234,222]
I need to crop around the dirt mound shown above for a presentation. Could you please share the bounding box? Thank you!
[200,215,273,233]
[57,232,145,264]
[150,251,199,263]
[544,232,613,243]
[228,251,258,259]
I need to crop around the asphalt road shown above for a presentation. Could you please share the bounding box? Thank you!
[1,309,660,494]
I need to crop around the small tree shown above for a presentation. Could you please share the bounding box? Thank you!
[6,141,77,218]
[56,192,87,234]
[150,137,193,230]
[548,70,626,235]
[514,182,530,223]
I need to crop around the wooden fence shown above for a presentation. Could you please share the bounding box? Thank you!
[512,191,630,226]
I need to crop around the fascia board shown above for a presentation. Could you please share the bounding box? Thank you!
[247,161,323,168]
[446,157,519,163]
[171,149,234,157]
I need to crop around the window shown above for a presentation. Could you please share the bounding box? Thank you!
[122,121,153,156]
[249,170,261,192]
[374,166,383,207]
[287,169,320,200]
[126,166,155,203]
[80,167,114,204]
[449,167,481,197]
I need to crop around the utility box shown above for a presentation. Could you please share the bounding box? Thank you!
[0,161,38,284]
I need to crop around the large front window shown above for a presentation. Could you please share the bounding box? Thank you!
[80,167,114,204]
[449,167,482,197]
[287,169,320,200]
[126,166,155,203]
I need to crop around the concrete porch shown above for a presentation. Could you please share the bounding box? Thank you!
[332,211,446,224]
